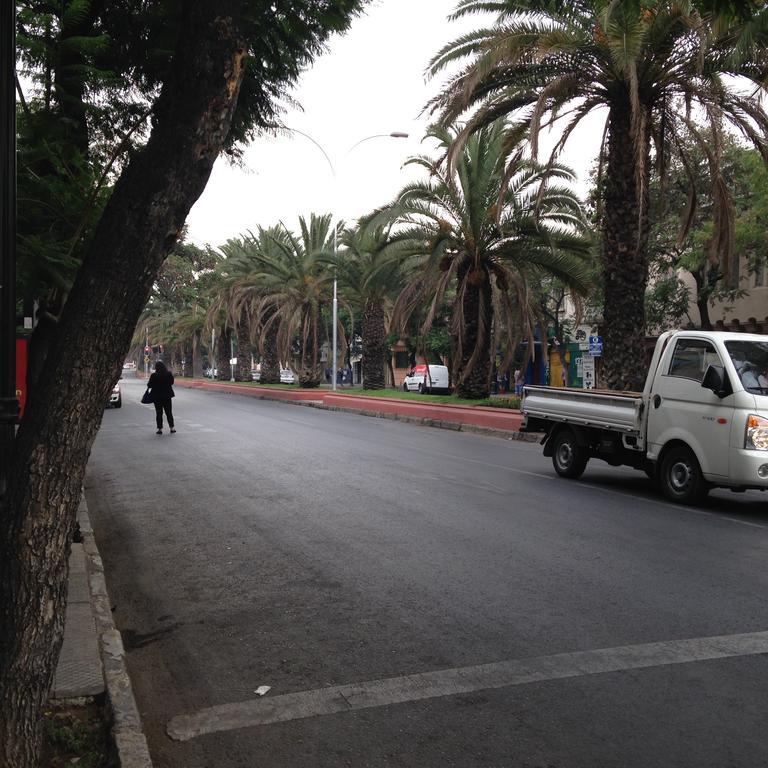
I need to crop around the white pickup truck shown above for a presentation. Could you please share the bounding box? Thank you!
[521,330,768,504]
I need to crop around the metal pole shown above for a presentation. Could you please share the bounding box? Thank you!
[230,334,234,382]
[332,264,338,392]
[284,129,407,395]
[0,0,19,496]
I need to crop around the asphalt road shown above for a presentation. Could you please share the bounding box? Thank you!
[86,373,768,768]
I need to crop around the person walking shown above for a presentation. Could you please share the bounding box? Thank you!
[147,360,176,435]
[513,368,523,396]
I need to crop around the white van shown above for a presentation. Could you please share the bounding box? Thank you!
[402,364,451,394]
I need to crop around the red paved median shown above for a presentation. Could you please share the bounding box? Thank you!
[323,393,523,432]
[175,379,525,434]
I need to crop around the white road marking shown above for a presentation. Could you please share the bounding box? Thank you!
[167,629,768,741]
[575,480,768,529]
[418,474,510,495]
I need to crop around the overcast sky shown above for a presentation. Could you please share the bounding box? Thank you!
[185,0,603,249]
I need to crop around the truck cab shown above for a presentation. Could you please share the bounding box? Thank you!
[645,331,768,498]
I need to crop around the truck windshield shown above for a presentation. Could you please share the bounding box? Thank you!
[725,340,768,394]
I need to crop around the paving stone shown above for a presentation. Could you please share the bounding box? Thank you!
[51,547,105,700]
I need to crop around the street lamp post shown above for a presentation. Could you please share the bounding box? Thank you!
[0,0,19,497]
[286,129,408,391]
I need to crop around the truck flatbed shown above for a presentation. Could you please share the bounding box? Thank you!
[522,385,643,433]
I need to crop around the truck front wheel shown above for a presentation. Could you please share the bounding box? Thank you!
[659,446,708,505]
[551,429,588,479]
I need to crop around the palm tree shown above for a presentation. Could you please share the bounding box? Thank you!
[216,237,261,381]
[334,219,405,389]
[429,0,768,389]
[385,121,591,399]
[235,215,337,388]
[230,228,285,384]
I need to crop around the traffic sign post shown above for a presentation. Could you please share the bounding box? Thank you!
[582,356,596,389]
[588,336,602,357]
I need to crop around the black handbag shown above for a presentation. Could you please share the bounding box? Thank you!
[141,388,154,404]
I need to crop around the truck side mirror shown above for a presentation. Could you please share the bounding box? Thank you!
[701,364,729,398]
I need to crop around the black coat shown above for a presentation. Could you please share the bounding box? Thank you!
[148,370,175,401]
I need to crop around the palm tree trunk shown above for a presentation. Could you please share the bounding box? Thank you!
[455,262,493,399]
[217,327,232,380]
[260,310,280,384]
[298,307,322,388]
[235,311,251,381]
[192,329,204,378]
[361,298,386,389]
[601,98,651,391]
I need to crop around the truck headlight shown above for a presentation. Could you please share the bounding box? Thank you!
[745,415,768,451]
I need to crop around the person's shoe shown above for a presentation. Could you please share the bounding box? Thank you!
[170,428,176,434]
[156,429,162,435]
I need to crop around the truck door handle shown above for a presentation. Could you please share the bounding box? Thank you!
[653,395,662,409]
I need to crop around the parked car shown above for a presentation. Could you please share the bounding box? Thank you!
[107,382,122,408]
[402,364,451,394]
[280,368,296,384]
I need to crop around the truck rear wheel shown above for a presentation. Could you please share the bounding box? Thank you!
[659,446,708,505]
[551,428,588,479]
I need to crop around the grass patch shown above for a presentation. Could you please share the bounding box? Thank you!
[179,377,302,389]
[179,378,522,408]
[41,699,113,767]
[354,389,521,409]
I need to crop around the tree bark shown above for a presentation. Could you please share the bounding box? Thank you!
[601,95,651,391]
[454,260,493,399]
[0,5,247,764]
[361,298,386,389]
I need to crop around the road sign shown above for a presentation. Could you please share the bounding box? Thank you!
[588,335,602,357]
[144,355,150,364]
[144,345,150,353]
[582,356,596,389]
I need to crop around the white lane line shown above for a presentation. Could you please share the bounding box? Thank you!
[419,474,510,495]
[166,629,768,742]
[574,480,768,530]
[432,448,767,530]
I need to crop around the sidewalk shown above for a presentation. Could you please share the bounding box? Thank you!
[51,532,102,699]
[52,496,153,767]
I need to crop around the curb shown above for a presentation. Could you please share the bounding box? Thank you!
[175,380,538,441]
[78,495,153,767]
[301,400,541,442]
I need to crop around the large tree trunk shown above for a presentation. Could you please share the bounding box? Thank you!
[361,298,386,389]
[454,261,493,399]
[0,5,247,764]
[601,96,651,391]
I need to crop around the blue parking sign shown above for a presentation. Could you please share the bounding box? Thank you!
[588,335,602,356]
